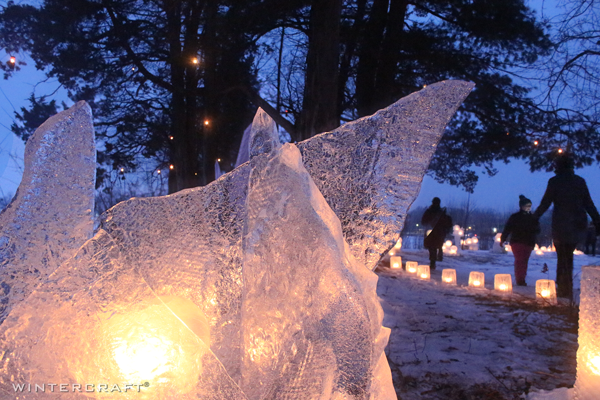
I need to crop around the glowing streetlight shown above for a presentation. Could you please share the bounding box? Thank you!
[169,164,174,170]
[9,56,16,64]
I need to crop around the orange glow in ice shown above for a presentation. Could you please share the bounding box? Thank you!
[589,355,600,375]
[73,296,210,398]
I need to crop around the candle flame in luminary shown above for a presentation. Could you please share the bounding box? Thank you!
[473,281,480,286]
[421,273,427,279]
[408,267,416,273]
[73,296,209,397]
[589,355,600,375]
[444,278,452,283]
[392,262,399,268]
[112,335,172,382]
[541,289,550,297]
[499,284,507,290]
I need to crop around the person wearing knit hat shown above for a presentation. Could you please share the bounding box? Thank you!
[501,195,540,286]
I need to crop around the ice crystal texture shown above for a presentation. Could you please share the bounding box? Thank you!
[0,101,95,323]
[299,80,475,267]
[574,265,600,400]
[240,140,393,398]
[0,81,472,399]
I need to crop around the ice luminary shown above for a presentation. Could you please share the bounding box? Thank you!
[405,261,418,275]
[417,265,430,280]
[449,245,458,255]
[441,269,457,285]
[535,279,557,305]
[468,271,485,288]
[494,274,512,293]
[574,266,600,399]
[72,296,210,398]
[390,256,402,269]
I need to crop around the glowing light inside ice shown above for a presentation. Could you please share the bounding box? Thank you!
[589,355,600,375]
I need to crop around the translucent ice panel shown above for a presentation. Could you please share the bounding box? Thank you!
[574,266,600,400]
[0,230,247,399]
[240,142,393,398]
[0,101,95,323]
[299,80,474,267]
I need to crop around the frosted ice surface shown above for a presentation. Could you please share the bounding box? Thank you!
[574,265,600,400]
[0,230,247,399]
[240,141,393,398]
[249,107,281,159]
[0,101,95,323]
[298,80,474,267]
[0,81,472,399]
[235,124,251,168]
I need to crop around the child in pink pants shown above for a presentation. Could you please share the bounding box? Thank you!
[500,195,540,286]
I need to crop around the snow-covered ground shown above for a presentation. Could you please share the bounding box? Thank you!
[377,249,599,399]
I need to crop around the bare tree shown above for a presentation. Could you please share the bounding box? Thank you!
[540,0,600,132]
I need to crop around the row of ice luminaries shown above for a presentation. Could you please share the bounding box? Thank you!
[391,257,431,279]
[391,256,557,304]
[469,272,557,304]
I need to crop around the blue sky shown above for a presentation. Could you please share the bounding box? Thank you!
[1,0,599,211]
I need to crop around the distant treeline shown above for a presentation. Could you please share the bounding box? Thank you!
[402,203,554,248]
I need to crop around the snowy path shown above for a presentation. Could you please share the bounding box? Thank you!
[376,250,594,399]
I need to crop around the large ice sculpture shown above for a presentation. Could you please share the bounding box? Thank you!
[574,265,600,400]
[0,81,473,399]
[0,101,95,323]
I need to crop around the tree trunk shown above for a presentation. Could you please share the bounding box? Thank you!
[338,0,368,118]
[182,0,202,189]
[374,0,408,109]
[200,0,219,186]
[298,0,343,141]
[355,0,388,117]
[355,0,409,116]
[166,0,185,193]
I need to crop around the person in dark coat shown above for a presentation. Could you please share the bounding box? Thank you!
[421,197,453,270]
[533,156,600,299]
[585,221,596,256]
[501,195,540,286]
